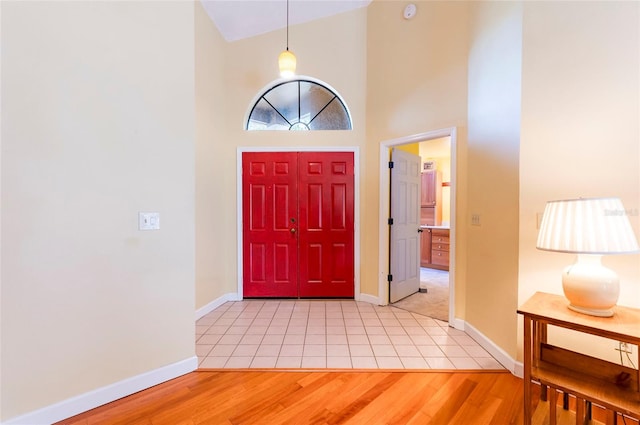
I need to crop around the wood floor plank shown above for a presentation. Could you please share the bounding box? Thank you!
[416,373,470,422]
[428,376,478,424]
[487,372,526,425]
[55,370,526,425]
[247,373,348,425]
[321,372,396,424]
[370,373,439,425]
[338,373,408,424]
[449,375,502,424]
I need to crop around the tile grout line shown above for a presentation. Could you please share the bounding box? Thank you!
[196,300,504,371]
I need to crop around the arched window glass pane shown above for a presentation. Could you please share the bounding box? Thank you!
[248,98,290,130]
[247,78,352,131]
[308,98,350,130]
[263,83,298,123]
[300,82,334,125]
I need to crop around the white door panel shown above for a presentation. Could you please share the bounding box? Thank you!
[389,148,421,303]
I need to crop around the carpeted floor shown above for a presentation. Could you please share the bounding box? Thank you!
[392,268,449,322]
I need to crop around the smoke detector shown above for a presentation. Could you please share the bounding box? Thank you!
[403,4,417,20]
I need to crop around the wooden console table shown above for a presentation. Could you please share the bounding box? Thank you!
[518,292,640,425]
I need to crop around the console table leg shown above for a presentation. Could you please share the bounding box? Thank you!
[549,387,557,425]
[523,316,532,425]
[575,398,584,425]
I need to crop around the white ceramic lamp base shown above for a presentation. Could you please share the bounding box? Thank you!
[562,254,619,317]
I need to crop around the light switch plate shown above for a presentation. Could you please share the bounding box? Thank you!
[139,212,160,230]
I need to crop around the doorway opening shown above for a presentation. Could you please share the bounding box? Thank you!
[378,128,457,325]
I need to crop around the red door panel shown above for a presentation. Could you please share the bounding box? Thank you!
[243,151,354,298]
[242,152,298,297]
[298,152,354,298]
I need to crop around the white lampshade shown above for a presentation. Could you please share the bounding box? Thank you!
[278,49,296,78]
[537,197,639,317]
[537,197,639,254]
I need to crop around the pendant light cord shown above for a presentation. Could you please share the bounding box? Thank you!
[286,0,290,51]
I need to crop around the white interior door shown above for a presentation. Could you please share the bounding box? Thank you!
[389,148,421,303]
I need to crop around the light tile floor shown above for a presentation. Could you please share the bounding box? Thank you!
[196,300,505,370]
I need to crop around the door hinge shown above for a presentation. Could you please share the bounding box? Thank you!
[388,161,394,169]
[388,218,394,225]
[387,274,393,282]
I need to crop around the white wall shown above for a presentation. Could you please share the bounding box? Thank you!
[1,1,196,421]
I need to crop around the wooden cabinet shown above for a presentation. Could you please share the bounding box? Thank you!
[421,171,440,207]
[420,208,435,226]
[420,171,442,226]
[420,228,432,267]
[420,228,449,271]
[431,229,449,269]
[518,292,640,425]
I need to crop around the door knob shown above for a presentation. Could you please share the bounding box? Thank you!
[290,228,296,233]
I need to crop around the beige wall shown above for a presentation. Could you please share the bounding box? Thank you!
[4,0,639,421]
[519,1,640,362]
[194,7,368,307]
[196,0,471,310]
[1,1,195,420]
[466,1,522,358]
[195,3,230,308]
[366,1,469,308]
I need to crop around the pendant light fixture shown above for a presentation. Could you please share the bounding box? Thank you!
[278,0,296,78]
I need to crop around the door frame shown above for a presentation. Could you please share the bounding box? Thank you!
[237,146,361,300]
[378,127,458,326]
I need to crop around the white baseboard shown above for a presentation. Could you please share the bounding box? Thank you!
[4,356,198,425]
[513,361,524,378]
[195,292,240,320]
[356,293,381,305]
[463,321,518,375]
[451,318,465,331]
[196,292,381,316]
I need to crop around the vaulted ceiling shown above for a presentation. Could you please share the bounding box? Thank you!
[200,0,372,42]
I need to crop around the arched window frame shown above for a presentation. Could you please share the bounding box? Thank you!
[245,76,353,131]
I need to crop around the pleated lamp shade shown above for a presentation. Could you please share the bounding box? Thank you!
[536,197,639,317]
[537,197,639,254]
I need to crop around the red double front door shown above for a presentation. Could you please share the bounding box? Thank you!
[242,152,354,298]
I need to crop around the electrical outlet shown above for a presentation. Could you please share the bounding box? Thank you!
[615,341,634,355]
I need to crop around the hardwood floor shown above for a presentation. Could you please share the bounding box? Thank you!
[56,370,527,425]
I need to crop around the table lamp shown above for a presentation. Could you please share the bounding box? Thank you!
[536,197,639,317]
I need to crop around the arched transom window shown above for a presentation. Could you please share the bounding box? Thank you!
[246,78,352,131]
